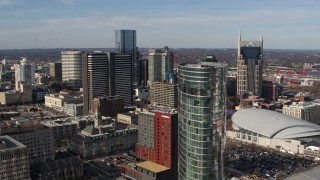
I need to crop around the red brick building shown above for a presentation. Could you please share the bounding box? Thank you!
[91,95,124,117]
[136,109,178,179]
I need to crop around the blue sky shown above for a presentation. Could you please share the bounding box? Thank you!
[0,0,319,49]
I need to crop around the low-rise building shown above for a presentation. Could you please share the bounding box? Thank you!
[45,90,82,111]
[0,135,30,180]
[64,103,83,116]
[0,120,54,164]
[117,112,138,125]
[41,119,78,141]
[282,102,320,124]
[122,161,171,180]
[70,128,138,158]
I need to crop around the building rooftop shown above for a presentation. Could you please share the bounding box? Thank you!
[285,102,318,109]
[0,135,26,150]
[41,119,77,127]
[232,108,320,139]
[136,161,169,173]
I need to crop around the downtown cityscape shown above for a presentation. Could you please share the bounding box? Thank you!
[1,1,320,180]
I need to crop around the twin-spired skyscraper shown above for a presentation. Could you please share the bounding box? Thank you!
[178,61,226,180]
[236,32,263,96]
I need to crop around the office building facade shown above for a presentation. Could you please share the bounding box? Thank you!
[48,62,62,82]
[178,62,226,180]
[82,52,109,115]
[14,57,35,90]
[0,135,30,180]
[237,33,263,96]
[115,29,137,54]
[137,58,148,87]
[61,50,83,89]
[148,46,174,83]
[150,80,178,109]
[109,53,133,106]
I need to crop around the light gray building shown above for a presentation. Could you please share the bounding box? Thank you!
[148,46,174,83]
[0,135,30,180]
[41,119,78,141]
[70,128,138,158]
[0,121,54,164]
[61,50,83,89]
[178,62,226,180]
[14,57,35,90]
[237,32,263,96]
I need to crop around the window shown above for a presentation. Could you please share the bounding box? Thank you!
[242,134,246,139]
[253,137,257,142]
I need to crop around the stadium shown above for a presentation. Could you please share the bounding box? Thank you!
[227,108,320,157]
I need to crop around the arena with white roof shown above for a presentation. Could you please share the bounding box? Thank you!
[227,108,320,157]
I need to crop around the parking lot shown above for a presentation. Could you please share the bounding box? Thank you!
[225,139,318,179]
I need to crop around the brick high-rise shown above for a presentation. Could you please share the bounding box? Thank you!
[136,109,178,179]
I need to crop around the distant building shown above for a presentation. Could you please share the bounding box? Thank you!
[115,30,137,86]
[0,121,54,164]
[61,50,83,89]
[115,29,137,55]
[81,52,133,114]
[262,80,280,101]
[149,80,177,109]
[41,119,78,141]
[117,112,138,125]
[0,135,30,180]
[82,52,110,115]
[14,57,35,90]
[109,53,133,106]
[136,109,178,179]
[0,83,33,105]
[91,96,124,117]
[45,90,82,112]
[70,128,138,158]
[64,103,83,116]
[48,62,62,82]
[137,59,148,87]
[237,32,263,96]
[282,102,320,124]
[148,47,174,83]
[227,76,237,97]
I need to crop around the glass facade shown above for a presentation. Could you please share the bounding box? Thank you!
[115,29,136,54]
[178,62,226,180]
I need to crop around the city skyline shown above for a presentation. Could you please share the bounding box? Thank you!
[0,0,319,49]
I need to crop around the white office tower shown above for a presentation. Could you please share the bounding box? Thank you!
[61,50,83,89]
[14,57,35,90]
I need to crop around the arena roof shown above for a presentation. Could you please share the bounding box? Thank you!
[232,108,320,139]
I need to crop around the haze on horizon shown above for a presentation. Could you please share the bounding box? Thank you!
[0,0,319,49]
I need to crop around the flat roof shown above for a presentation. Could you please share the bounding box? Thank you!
[0,135,26,149]
[232,108,320,139]
[136,161,169,173]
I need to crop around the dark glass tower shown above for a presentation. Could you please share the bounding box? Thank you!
[178,62,226,180]
[115,30,136,54]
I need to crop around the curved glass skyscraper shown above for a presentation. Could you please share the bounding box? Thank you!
[178,62,226,180]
